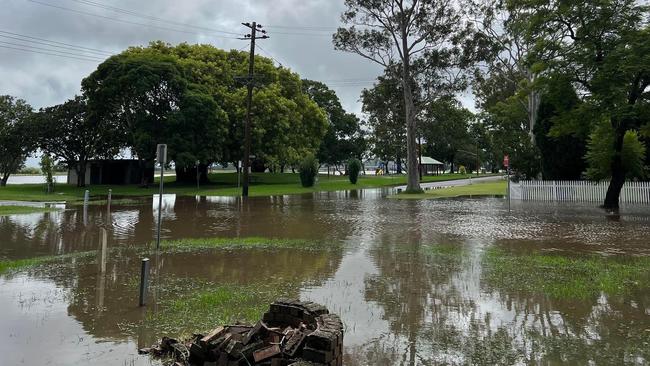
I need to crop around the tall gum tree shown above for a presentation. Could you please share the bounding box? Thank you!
[333,0,487,193]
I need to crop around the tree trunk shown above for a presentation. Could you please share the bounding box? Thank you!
[401,32,421,193]
[603,129,626,210]
[527,72,541,146]
[76,163,87,188]
[140,159,151,188]
[0,173,8,186]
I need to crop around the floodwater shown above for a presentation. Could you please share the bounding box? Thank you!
[1,190,650,365]
[5,174,67,184]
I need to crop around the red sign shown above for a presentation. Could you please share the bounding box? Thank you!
[503,155,510,167]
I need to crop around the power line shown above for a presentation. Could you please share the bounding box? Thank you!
[0,44,103,62]
[255,44,284,67]
[0,30,114,56]
[26,0,240,39]
[67,0,241,36]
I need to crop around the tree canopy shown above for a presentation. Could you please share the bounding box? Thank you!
[0,95,35,186]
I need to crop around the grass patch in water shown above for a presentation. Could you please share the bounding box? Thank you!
[483,248,650,299]
[389,180,506,200]
[157,237,331,253]
[0,251,94,275]
[144,280,298,337]
[0,205,59,215]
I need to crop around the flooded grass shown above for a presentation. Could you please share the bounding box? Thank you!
[390,181,506,199]
[0,251,94,275]
[483,247,650,299]
[145,280,298,337]
[0,205,59,215]
[157,237,336,253]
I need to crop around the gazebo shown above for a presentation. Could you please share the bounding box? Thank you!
[419,156,445,176]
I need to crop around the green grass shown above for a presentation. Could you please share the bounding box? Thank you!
[390,180,506,200]
[0,205,59,215]
[143,280,298,337]
[483,248,650,299]
[156,237,331,253]
[0,172,484,202]
[0,251,94,275]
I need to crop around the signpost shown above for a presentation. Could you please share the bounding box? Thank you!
[155,144,167,250]
[504,155,510,210]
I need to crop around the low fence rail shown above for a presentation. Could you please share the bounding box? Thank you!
[509,180,650,204]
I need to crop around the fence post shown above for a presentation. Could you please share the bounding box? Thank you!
[139,258,150,306]
[99,228,107,273]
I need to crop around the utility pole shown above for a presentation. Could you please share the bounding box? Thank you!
[240,22,268,197]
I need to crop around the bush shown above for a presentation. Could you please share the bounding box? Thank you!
[459,165,467,175]
[347,158,362,184]
[299,154,319,187]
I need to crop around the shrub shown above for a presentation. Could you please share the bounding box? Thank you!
[40,155,55,193]
[299,154,319,187]
[459,165,467,175]
[347,158,362,184]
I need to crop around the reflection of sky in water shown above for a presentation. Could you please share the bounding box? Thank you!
[110,210,140,240]
[152,194,176,221]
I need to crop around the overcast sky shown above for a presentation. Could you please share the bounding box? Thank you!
[1,0,386,112]
[1,0,475,167]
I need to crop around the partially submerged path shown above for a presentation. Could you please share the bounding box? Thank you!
[395,175,503,191]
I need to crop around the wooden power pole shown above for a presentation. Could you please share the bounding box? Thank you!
[240,22,268,197]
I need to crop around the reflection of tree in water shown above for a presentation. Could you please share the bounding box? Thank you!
[361,228,650,365]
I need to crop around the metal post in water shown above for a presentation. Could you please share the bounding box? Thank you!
[107,189,112,209]
[139,258,150,306]
[100,227,107,273]
[84,190,89,205]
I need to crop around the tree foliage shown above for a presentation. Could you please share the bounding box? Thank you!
[0,95,34,186]
[82,43,327,184]
[35,96,121,187]
[302,80,366,169]
[299,154,319,188]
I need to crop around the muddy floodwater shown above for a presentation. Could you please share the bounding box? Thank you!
[1,189,649,365]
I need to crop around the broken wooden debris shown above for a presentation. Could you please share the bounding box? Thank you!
[140,300,343,366]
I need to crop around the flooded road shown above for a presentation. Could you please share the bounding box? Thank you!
[1,190,649,365]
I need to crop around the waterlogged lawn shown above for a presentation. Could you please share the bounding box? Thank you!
[157,237,332,252]
[391,180,506,200]
[145,279,299,337]
[0,252,94,275]
[0,172,481,202]
[0,205,59,215]
[483,248,650,299]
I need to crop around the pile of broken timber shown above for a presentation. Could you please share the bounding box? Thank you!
[140,299,344,366]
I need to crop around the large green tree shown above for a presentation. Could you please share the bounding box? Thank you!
[83,52,188,187]
[510,0,650,208]
[0,95,35,186]
[35,96,122,187]
[334,0,486,193]
[125,42,327,175]
[302,80,366,172]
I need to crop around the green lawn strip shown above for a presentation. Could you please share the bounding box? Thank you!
[0,205,59,215]
[0,173,490,202]
[390,180,506,200]
[0,251,96,275]
[154,237,336,254]
[482,248,650,299]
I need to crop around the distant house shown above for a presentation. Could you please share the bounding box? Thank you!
[419,156,445,176]
[67,160,153,185]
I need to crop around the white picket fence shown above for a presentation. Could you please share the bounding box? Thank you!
[510,180,650,204]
